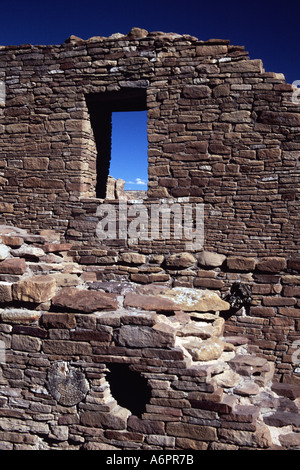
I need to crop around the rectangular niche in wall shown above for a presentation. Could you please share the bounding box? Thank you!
[86,89,148,199]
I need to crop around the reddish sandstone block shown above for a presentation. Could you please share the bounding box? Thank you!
[193,278,224,289]
[23,157,49,170]
[283,286,300,297]
[166,422,217,441]
[182,85,211,99]
[0,282,12,302]
[0,258,26,275]
[227,256,256,271]
[288,256,300,271]
[250,306,275,317]
[43,243,73,253]
[51,287,118,312]
[0,235,24,248]
[256,257,287,273]
[196,44,228,56]
[13,275,57,303]
[43,340,92,355]
[278,307,300,318]
[258,111,300,126]
[40,312,76,329]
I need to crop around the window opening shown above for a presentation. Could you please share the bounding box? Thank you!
[106,363,151,418]
[86,89,147,199]
[111,111,148,191]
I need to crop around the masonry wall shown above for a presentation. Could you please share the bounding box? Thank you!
[1,227,299,450]
[0,28,300,384]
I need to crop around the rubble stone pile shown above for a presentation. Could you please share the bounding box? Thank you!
[0,225,299,450]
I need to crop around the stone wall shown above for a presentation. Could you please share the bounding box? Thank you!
[0,225,299,450]
[0,28,300,445]
[0,27,299,254]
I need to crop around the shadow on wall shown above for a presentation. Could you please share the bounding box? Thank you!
[106,363,152,418]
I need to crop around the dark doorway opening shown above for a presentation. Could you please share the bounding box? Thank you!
[86,89,147,199]
[106,363,151,418]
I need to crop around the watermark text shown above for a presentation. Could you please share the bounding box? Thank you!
[96,200,204,250]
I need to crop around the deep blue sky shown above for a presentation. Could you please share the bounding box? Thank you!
[1,0,299,189]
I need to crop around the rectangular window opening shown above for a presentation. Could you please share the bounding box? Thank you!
[86,89,148,199]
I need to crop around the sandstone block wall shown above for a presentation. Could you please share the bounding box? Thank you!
[0,27,300,425]
[0,225,299,450]
[0,27,299,253]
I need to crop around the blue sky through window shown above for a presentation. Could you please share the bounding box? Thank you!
[110,111,148,190]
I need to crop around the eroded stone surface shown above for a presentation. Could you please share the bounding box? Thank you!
[13,275,57,303]
[158,287,230,312]
[47,361,89,406]
[51,287,118,312]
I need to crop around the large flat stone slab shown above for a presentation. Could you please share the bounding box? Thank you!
[123,292,177,312]
[158,287,230,312]
[51,287,118,313]
[13,275,57,303]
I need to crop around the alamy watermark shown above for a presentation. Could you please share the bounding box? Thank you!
[0,81,5,107]
[292,340,300,372]
[292,80,300,104]
[0,340,5,364]
[96,200,204,250]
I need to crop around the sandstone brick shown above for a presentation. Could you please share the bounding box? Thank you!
[278,307,300,318]
[40,312,76,329]
[0,203,14,213]
[148,165,170,176]
[123,292,176,312]
[80,406,130,430]
[160,287,229,312]
[227,256,256,271]
[0,282,12,302]
[283,286,300,297]
[176,437,209,450]
[218,423,272,448]
[258,111,300,126]
[13,275,57,303]
[193,278,224,289]
[51,287,118,312]
[119,252,146,265]
[220,59,263,73]
[43,340,92,355]
[0,236,24,248]
[0,258,26,275]
[12,334,41,352]
[279,432,300,448]
[250,306,275,317]
[256,257,287,273]
[166,422,217,441]
[196,45,228,56]
[43,243,73,253]
[115,324,176,348]
[184,337,225,361]
[185,141,208,154]
[220,110,251,123]
[288,256,300,271]
[197,251,226,268]
[23,157,49,170]
[257,148,281,160]
[165,252,196,268]
[1,308,41,324]
[262,296,296,306]
[182,85,211,99]
[6,123,29,134]
[127,415,164,434]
